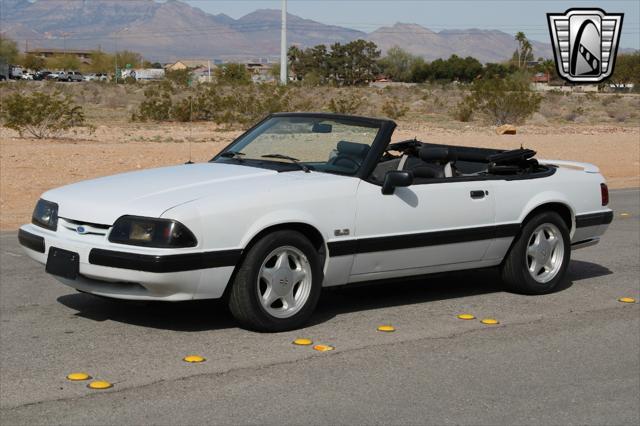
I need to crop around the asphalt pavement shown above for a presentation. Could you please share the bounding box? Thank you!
[1,189,638,425]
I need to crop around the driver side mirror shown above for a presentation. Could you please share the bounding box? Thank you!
[381,170,413,195]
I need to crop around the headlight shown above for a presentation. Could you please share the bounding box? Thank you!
[32,199,59,231]
[109,216,197,248]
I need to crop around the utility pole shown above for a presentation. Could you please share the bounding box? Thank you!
[280,0,287,85]
[114,35,118,84]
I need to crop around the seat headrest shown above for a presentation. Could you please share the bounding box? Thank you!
[337,141,370,157]
[419,147,456,163]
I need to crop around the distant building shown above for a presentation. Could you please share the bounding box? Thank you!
[246,62,274,82]
[531,72,550,83]
[26,48,93,64]
[165,60,213,71]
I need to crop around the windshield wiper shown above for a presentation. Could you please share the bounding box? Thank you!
[261,154,310,173]
[219,151,246,160]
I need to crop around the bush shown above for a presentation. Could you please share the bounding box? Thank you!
[327,95,363,114]
[451,99,474,122]
[381,99,409,119]
[132,83,298,126]
[464,77,541,125]
[165,69,192,87]
[132,86,172,122]
[1,90,86,138]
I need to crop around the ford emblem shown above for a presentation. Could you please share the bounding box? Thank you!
[76,226,87,234]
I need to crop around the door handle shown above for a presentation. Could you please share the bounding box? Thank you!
[470,190,486,199]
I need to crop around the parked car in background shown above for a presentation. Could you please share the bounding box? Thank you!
[10,65,23,80]
[34,71,52,81]
[84,73,109,82]
[21,72,34,80]
[58,71,83,82]
[46,72,61,80]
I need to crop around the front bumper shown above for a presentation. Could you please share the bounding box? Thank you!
[18,224,239,301]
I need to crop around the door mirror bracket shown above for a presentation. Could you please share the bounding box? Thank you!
[381,170,414,195]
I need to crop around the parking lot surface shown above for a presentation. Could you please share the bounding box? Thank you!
[1,189,638,425]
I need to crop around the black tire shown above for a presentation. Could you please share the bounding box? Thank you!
[501,211,571,295]
[228,230,323,332]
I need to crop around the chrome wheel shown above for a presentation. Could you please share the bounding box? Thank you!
[526,223,565,283]
[257,246,312,319]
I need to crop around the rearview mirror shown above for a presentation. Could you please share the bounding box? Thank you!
[381,170,413,195]
[312,123,332,133]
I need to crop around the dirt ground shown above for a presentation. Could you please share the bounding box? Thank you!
[1,122,638,230]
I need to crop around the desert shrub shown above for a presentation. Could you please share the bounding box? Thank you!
[165,69,192,87]
[451,99,474,122]
[464,77,542,125]
[0,90,86,138]
[564,106,584,122]
[601,94,621,106]
[215,63,251,85]
[584,92,598,102]
[381,99,409,119]
[327,95,363,114]
[172,96,194,122]
[132,86,172,121]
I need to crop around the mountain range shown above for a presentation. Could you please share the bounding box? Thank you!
[0,0,553,62]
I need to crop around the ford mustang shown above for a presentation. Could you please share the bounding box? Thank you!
[19,113,613,331]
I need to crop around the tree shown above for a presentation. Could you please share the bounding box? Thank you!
[116,50,143,69]
[421,55,483,82]
[47,54,81,70]
[20,54,46,71]
[215,63,251,84]
[330,40,380,85]
[610,52,640,87]
[288,40,380,86]
[513,32,534,69]
[379,46,420,82]
[86,50,114,73]
[482,62,515,79]
[0,35,19,63]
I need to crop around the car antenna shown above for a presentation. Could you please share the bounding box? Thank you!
[185,97,194,164]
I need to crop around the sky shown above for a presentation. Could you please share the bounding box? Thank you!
[186,0,640,48]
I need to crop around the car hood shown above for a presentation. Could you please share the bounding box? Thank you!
[43,163,278,225]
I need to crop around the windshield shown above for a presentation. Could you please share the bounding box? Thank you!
[213,116,382,175]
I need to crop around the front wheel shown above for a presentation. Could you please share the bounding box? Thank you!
[501,211,571,294]
[228,230,323,332]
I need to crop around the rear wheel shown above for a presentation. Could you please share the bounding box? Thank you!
[228,230,323,332]
[501,211,570,294]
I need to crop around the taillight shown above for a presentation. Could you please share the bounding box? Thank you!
[600,183,609,206]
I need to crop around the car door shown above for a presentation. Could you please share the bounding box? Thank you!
[349,179,496,279]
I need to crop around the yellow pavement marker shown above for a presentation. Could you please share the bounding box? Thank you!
[87,380,113,390]
[618,297,636,303]
[377,325,395,332]
[183,355,206,363]
[457,314,476,320]
[480,318,500,325]
[292,338,313,346]
[619,213,630,217]
[66,372,91,381]
[313,344,335,352]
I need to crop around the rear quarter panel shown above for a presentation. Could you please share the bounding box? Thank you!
[492,166,608,238]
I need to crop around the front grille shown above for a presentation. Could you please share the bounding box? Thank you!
[59,218,111,236]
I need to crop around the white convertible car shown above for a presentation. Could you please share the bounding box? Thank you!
[19,113,613,331]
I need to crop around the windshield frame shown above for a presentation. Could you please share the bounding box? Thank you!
[210,113,396,178]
